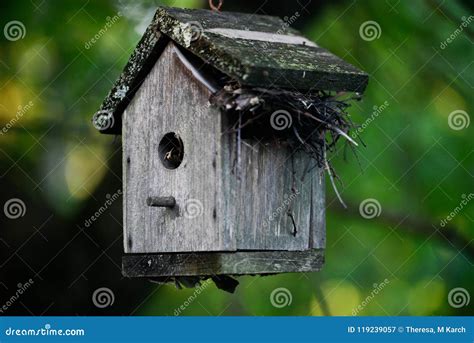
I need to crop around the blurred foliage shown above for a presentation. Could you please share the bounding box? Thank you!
[0,0,472,316]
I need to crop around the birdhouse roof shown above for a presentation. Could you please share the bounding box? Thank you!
[93,7,368,134]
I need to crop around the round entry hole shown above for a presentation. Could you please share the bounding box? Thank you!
[158,132,184,169]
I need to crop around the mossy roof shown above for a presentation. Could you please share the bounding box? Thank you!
[156,7,368,92]
[94,7,368,134]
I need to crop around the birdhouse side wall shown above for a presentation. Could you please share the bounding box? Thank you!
[220,128,326,251]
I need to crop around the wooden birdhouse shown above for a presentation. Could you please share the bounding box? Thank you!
[92,7,368,291]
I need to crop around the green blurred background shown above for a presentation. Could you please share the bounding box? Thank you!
[0,0,472,315]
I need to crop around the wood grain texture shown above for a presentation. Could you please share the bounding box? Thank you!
[156,7,369,92]
[124,42,231,253]
[122,250,324,277]
[220,130,325,250]
[123,92,152,253]
[124,42,326,254]
[311,169,326,249]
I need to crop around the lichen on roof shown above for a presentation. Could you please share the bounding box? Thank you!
[155,7,368,92]
[92,6,369,134]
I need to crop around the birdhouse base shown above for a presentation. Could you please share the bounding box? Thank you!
[122,250,324,278]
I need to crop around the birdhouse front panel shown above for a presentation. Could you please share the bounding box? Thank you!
[123,43,227,253]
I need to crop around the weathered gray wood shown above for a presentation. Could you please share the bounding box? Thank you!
[122,250,324,277]
[123,93,152,253]
[311,169,326,249]
[124,41,326,255]
[156,7,368,92]
[125,42,232,253]
[221,129,324,250]
[148,43,232,252]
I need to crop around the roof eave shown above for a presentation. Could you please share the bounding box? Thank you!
[92,23,169,134]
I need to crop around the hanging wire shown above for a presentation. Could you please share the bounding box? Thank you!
[209,0,223,11]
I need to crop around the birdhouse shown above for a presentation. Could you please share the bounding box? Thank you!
[92,7,368,291]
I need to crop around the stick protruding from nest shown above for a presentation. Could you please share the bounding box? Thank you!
[210,85,363,207]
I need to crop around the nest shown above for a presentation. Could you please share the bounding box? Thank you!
[210,85,363,207]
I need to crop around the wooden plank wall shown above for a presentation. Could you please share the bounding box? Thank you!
[124,42,325,254]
